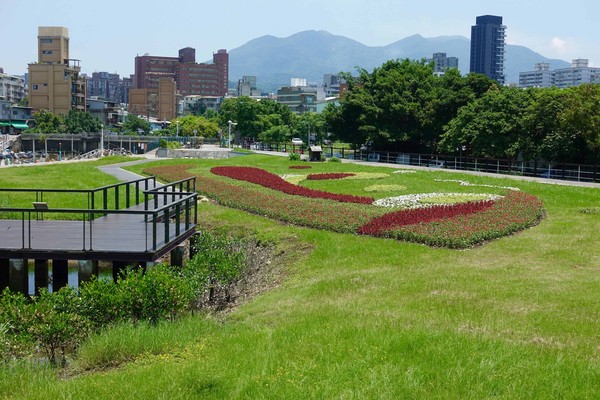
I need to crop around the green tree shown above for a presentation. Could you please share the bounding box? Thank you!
[559,84,600,164]
[29,109,64,133]
[122,114,151,135]
[439,87,536,159]
[172,115,219,138]
[187,100,207,116]
[63,110,102,133]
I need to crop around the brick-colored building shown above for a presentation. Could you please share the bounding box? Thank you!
[129,77,177,121]
[28,27,86,115]
[134,48,228,97]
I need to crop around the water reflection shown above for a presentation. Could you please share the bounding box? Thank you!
[27,263,113,295]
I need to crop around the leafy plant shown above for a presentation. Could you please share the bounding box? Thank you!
[288,151,301,161]
[27,288,91,367]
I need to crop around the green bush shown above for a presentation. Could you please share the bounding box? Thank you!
[117,265,193,325]
[186,231,247,303]
[79,277,127,329]
[0,289,35,362]
[328,156,341,163]
[288,151,301,161]
[27,288,91,367]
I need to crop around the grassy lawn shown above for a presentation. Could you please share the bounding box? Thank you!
[0,156,145,214]
[1,155,599,399]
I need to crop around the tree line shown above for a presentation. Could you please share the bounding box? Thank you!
[25,60,600,165]
[323,59,600,165]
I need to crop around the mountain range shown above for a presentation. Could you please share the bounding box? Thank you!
[228,30,571,92]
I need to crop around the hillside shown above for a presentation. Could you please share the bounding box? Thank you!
[228,30,570,91]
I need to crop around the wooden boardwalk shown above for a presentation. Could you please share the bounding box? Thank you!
[0,178,198,262]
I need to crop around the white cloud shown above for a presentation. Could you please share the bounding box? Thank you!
[550,37,569,54]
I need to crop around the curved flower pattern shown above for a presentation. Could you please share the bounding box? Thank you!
[145,165,544,249]
[211,166,374,204]
[373,193,502,209]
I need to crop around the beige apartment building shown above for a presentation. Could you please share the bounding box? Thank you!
[28,26,86,115]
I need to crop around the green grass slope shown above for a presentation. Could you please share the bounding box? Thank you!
[1,155,599,399]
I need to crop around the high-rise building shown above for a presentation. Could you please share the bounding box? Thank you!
[236,76,260,97]
[520,59,600,88]
[470,15,506,84]
[86,72,132,104]
[430,53,459,75]
[28,27,86,115]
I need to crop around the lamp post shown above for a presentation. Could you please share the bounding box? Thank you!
[100,124,104,156]
[176,120,179,138]
[228,120,237,149]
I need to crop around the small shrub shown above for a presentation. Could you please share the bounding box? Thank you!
[27,288,91,367]
[79,277,127,329]
[117,265,193,325]
[328,156,341,163]
[288,151,301,161]
[186,231,247,305]
[0,289,36,362]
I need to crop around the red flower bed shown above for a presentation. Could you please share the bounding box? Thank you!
[211,166,374,205]
[307,173,356,180]
[358,199,495,236]
[289,165,312,170]
[144,165,544,249]
[369,191,544,248]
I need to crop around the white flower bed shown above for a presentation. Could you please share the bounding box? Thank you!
[373,192,503,209]
[393,169,417,174]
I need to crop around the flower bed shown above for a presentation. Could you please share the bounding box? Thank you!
[368,191,544,248]
[198,175,384,233]
[289,165,312,170]
[358,199,495,236]
[373,193,501,209]
[144,165,544,249]
[211,166,374,205]
[307,173,356,180]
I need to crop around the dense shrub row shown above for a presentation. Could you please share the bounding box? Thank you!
[211,166,374,204]
[0,232,246,366]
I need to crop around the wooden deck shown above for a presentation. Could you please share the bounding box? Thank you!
[0,178,198,262]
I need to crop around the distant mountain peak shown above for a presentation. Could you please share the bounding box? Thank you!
[229,31,570,92]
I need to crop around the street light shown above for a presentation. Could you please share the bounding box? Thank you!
[176,120,179,138]
[100,124,104,156]
[228,120,237,149]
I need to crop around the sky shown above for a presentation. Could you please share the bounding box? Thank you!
[1,0,599,77]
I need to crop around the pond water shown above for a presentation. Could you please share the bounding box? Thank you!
[26,262,113,295]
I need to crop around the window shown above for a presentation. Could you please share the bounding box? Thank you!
[41,39,53,44]
[33,84,38,90]
[42,50,53,55]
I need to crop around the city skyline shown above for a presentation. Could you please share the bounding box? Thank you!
[1,0,599,78]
